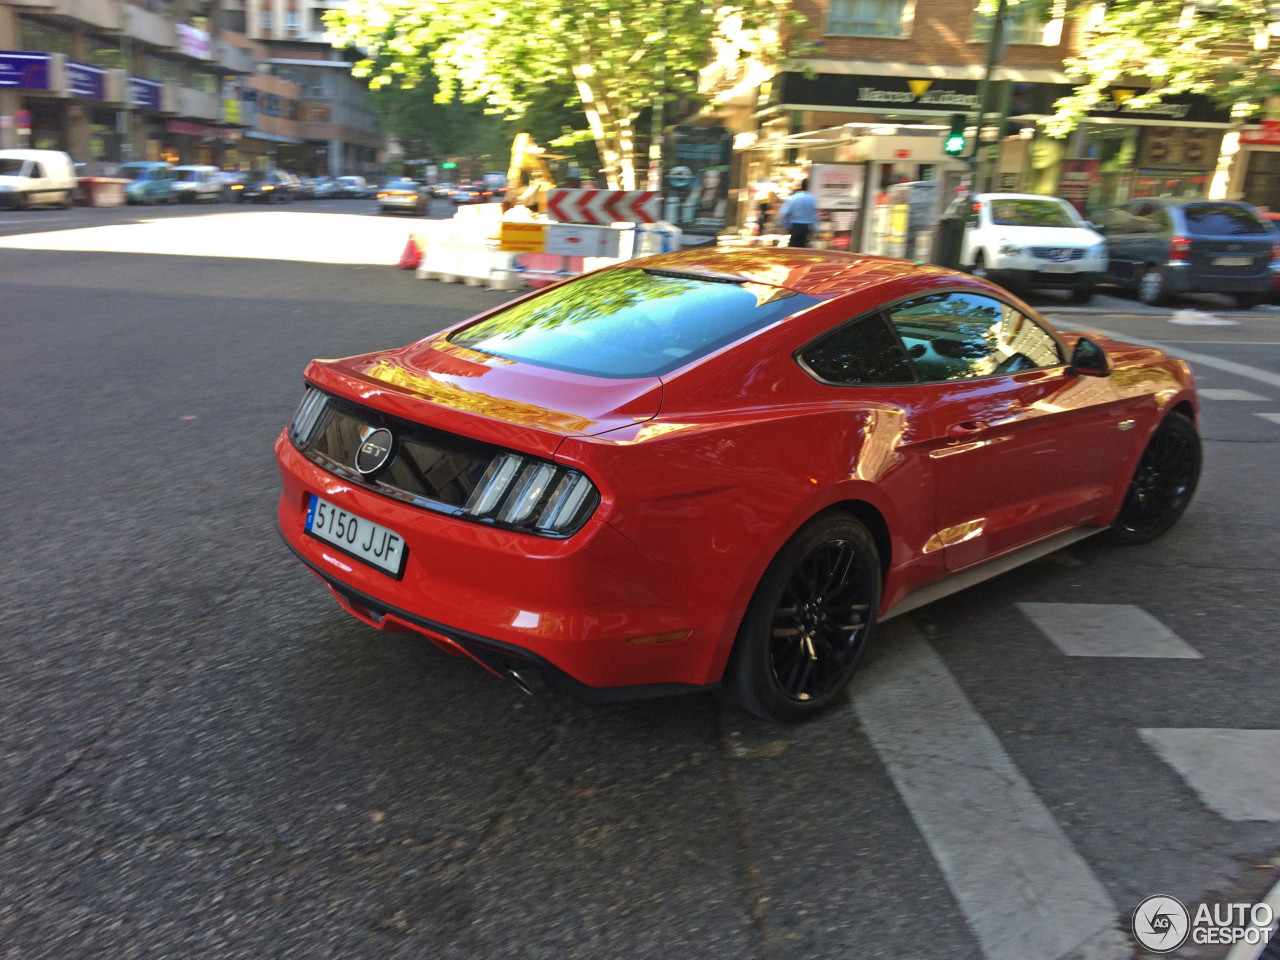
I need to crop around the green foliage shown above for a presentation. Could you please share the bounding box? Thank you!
[325,0,798,186]
[1044,0,1280,136]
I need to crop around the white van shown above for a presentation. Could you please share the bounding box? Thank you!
[171,165,225,203]
[0,149,77,209]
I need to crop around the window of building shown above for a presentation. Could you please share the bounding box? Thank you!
[312,8,333,32]
[191,71,219,94]
[261,8,274,32]
[88,38,127,70]
[19,17,72,55]
[970,2,1060,45]
[147,56,182,83]
[827,0,908,38]
[286,10,299,33]
[225,9,246,32]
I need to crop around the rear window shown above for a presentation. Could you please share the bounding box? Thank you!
[989,199,1075,228]
[449,267,820,378]
[1182,203,1267,236]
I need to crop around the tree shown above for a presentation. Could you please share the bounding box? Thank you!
[326,0,798,189]
[1041,0,1280,136]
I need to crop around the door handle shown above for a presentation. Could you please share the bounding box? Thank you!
[947,420,988,438]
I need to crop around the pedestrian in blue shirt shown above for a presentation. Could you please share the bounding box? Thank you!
[778,178,817,248]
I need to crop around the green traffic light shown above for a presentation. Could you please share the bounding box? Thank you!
[944,134,965,156]
[442,161,457,169]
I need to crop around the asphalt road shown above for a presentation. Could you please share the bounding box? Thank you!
[1,203,1278,960]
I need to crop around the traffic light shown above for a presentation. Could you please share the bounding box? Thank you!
[441,161,457,170]
[944,114,966,157]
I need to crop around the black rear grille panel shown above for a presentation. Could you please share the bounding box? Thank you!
[301,395,494,511]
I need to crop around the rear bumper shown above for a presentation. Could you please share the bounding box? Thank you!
[1164,266,1271,295]
[275,432,723,694]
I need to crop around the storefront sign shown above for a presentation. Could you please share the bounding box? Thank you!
[176,24,212,60]
[0,51,51,91]
[66,60,106,101]
[129,76,163,110]
[809,164,862,211]
[665,125,734,236]
[15,109,30,132]
[222,99,241,124]
[1241,121,1280,145]
[772,73,980,114]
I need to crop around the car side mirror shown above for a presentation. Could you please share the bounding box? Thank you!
[1068,336,1110,377]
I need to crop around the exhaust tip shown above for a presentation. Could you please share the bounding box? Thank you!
[507,665,546,696]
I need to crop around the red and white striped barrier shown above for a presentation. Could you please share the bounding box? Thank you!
[545,189,662,224]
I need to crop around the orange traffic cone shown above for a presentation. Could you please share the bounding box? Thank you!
[398,234,422,269]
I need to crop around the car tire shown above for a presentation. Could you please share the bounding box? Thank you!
[971,251,988,279]
[1137,265,1170,306]
[1072,287,1095,305]
[1107,411,1201,545]
[727,513,881,723]
[1233,292,1264,309]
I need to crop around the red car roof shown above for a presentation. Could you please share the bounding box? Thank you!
[628,247,963,299]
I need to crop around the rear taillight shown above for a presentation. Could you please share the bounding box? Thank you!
[1169,235,1192,261]
[465,452,599,536]
[289,386,327,444]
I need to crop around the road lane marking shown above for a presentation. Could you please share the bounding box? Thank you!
[1199,388,1272,401]
[1087,327,1280,391]
[851,622,1126,960]
[1139,729,1280,821]
[1257,413,1280,425]
[1017,603,1202,658]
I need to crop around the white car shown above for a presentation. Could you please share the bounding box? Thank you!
[171,165,225,203]
[947,193,1107,304]
[0,148,76,210]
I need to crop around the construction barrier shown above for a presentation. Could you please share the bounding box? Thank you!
[412,203,682,291]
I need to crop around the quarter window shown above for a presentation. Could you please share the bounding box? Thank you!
[888,292,1062,382]
[801,314,915,385]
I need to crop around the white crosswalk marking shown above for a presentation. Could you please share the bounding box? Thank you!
[1256,412,1280,425]
[852,622,1127,960]
[1199,388,1271,401]
[1139,729,1280,821]
[1017,603,1202,658]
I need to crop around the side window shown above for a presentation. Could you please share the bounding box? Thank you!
[800,314,916,385]
[31,163,47,179]
[888,292,1062,382]
[1150,206,1173,233]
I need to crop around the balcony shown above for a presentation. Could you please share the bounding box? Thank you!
[126,4,176,49]
[216,40,255,75]
[54,0,121,30]
[175,85,221,121]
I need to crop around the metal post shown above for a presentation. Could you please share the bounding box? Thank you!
[119,0,131,163]
[966,0,1008,202]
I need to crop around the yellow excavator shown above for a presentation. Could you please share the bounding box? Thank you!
[504,133,558,211]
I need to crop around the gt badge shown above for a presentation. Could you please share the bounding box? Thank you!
[355,427,394,476]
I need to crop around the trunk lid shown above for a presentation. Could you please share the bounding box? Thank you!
[305,337,662,459]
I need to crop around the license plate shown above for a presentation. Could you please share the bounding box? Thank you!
[1213,256,1252,266]
[1039,262,1077,273]
[305,494,407,578]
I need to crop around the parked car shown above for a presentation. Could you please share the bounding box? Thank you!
[312,176,339,199]
[1259,212,1280,303]
[171,165,224,203]
[241,169,292,203]
[336,175,370,198]
[276,247,1201,722]
[278,171,304,200]
[120,161,176,205]
[1098,198,1276,308]
[377,179,428,215]
[0,148,76,209]
[946,193,1107,304]
[218,170,246,202]
[296,177,318,200]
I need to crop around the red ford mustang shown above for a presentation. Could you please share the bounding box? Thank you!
[275,248,1200,721]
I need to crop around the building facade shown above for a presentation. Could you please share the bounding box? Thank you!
[0,0,380,176]
[701,0,1240,244]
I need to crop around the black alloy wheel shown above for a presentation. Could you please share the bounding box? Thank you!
[1234,292,1264,309]
[1109,411,1201,544]
[728,515,880,722]
[1072,286,1095,305]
